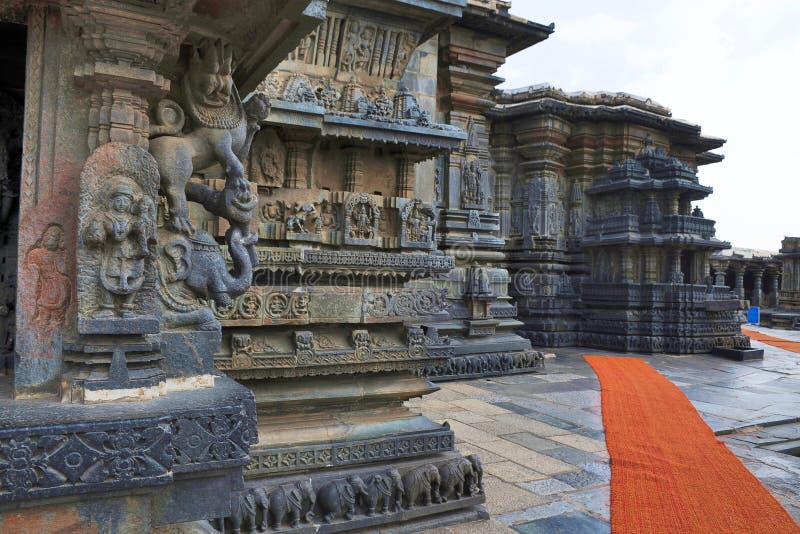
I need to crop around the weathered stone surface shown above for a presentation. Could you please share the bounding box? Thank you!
[491,88,747,354]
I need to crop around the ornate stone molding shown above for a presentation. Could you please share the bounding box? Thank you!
[420,351,544,381]
[0,384,256,503]
[246,426,454,477]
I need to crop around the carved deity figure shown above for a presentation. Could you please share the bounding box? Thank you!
[466,263,492,297]
[461,160,484,207]
[403,200,434,243]
[355,26,375,71]
[315,79,341,110]
[340,22,361,72]
[83,176,156,318]
[25,224,70,327]
[353,205,373,239]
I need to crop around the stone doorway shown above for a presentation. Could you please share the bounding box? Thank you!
[0,21,26,375]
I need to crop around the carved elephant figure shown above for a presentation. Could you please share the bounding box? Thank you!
[513,352,525,369]
[161,230,252,313]
[486,354,500,372]
[500,353,514,371]
[317,475,369,522]
[438,457,474,501]
[389,468,404,512]
[453,357,468,376]
[215,487,268,534]
[466,356,484,374]
[402,464,441,509]
[444,358,456,376]
[265,479,315,530]
[466,454,483,494]
[366,471,400,516]
[364,468,405,515]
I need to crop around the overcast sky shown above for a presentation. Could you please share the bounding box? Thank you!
[498,1,800,252]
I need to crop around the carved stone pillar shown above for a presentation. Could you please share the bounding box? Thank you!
[621,249,634,282]
[751,268,764,307]
[644,248,658,283]
[492,139,514,235]
[74,67,168,150]
[669,248,683,283]
[701,252,711,284]
[64,1,185,149]
[396,152,415,198]
[670,192,680,215]
[344,147,364,192]
[771,270,781,307]
[734,266,746,299]
[284,130,315,188]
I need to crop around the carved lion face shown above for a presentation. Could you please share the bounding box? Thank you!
[188,39,234,108]
[189,69,233,108]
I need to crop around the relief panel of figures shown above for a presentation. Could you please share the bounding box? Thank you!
[285,11,421,81]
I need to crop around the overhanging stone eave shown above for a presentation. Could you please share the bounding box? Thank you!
[696,151,725,166]
[488,99,702,138]
[322,114,467,153]
[585,179,713,195]
[263,100,467,153]
[459,11,554,56]
[331,0,465,41]
[581,234,727,248]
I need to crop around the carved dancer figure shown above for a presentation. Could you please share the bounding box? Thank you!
[25,224,70,327]
[83,176,155,318]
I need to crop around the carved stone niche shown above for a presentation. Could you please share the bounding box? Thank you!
[78,143,159,335]
[343,192,381,246]
[400,198,436,250]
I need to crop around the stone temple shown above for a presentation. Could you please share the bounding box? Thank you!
[0,0,753,531]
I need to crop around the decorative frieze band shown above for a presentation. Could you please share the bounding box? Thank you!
[245,426,454,477]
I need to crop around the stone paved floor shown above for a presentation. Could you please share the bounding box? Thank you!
[412,325,800,533]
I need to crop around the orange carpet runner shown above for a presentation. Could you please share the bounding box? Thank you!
[585,355,800,534]
[743,327,800,353]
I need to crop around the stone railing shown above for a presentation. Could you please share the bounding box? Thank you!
[581,282,724,307]
[662,215,715,238]
[585,214,639,236]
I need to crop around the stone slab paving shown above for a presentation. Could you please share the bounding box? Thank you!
[412,327,800,532]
